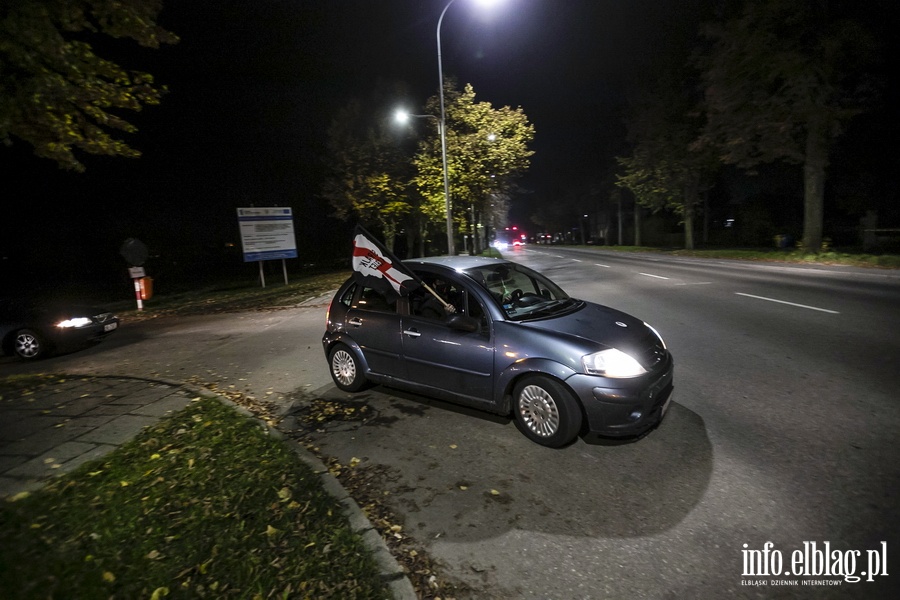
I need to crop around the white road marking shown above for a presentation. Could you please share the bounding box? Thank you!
[735,292,840,314]
[639,273,669,280]
[595,264,611,268]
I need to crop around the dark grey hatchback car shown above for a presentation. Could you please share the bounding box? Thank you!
[0,298,119,360]
[322,256,673,447]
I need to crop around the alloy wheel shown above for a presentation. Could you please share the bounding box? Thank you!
[331,349,357,387]
[518,384,560,438]
[15,331,41,359]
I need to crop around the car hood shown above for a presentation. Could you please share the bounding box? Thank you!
[2,300,112,321]
[520,300,654,353]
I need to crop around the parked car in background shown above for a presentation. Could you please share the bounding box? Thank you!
[0,298,119,360]
[323,256,674,447]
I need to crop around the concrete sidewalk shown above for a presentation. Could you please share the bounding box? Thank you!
[0,374,415,600]
[0,376,194,498]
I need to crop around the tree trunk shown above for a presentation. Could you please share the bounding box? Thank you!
[683,171,700,250]
[618,201,624,246]
[406,227,417,259]
[413,217,426,257]
[683,202,695,250]
[702,190,709,245]
[383,222,396,253]
[634,206,642,246]
[802,118,828,252]
[474,208,482,255]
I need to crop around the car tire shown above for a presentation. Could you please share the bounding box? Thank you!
[14,329,48,360]
[328,343,369,392]
[512,375,582,447]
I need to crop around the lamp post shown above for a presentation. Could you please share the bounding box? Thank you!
[437,1,456,255]
[394,1,459,256]
[416,0,499,255]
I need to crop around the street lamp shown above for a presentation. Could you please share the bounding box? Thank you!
[435,0,502,255]
[395,109,438,127]
[437,1,456,255]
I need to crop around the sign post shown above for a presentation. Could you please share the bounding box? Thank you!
[236,207,298,287]
[129,267,146,310]
[120,238,149,311]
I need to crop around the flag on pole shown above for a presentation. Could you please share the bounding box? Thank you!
[351,225,421,301]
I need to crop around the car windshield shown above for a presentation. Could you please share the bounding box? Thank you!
[464,263,577,321]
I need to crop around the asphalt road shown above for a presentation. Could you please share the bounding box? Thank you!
[3,247,899,599]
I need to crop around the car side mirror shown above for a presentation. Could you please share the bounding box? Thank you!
[447,313,480,333]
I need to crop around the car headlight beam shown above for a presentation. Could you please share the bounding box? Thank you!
[56,317,92,328]
[582,348,647,378]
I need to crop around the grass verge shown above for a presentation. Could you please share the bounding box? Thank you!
[112,270,352,322]
[0,380,389,600]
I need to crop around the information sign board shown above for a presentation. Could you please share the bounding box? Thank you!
[236,207,298,262]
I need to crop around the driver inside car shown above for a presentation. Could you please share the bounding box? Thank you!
[411,278,459,321]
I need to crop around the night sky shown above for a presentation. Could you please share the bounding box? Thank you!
[2,0,894,295]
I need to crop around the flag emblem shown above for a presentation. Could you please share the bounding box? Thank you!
[351,226,420,300]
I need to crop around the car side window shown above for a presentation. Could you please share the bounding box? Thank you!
[408,276,488,332]
[408,277,461,321]
[354,286,397,313]
[464,291,489,332]
[338,283,357,307]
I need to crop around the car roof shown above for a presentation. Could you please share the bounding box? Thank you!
[402,255,509,271]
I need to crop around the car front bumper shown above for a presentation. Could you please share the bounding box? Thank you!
[51,319,119,350]
[566,360,674,438]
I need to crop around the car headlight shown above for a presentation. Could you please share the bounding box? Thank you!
[56,317,92,328]
[582,349,647,378]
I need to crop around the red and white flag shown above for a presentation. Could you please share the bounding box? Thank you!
[351,225,420,300]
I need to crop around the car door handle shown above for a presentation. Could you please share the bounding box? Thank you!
[403,328,421,338]
[348,318,363,327]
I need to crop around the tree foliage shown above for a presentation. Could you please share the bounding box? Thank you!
[321,82,415,252]
[415,82,534,251]
[694,0,881,250]
[0,0,178,171]
[616,68,719,249]
[323,80,534,255]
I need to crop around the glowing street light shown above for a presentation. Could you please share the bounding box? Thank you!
[436,1,456,255]
[435,0,503,255]
[398,1,503,255]
[395,109,447,251]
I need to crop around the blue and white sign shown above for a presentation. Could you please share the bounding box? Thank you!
[237,207,298,262]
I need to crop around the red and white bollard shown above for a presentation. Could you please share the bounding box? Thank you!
[133,278,143,311]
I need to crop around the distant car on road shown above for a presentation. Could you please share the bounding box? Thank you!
[323,256,674,447]
[0,298,119,360]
